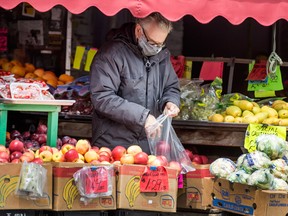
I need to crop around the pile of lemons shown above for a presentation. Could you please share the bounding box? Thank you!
[209,100,288,125]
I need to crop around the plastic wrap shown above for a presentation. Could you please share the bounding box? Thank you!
[209,158,236,178]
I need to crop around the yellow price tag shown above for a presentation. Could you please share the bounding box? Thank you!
[73,46,85,70]
[84,48,98,72]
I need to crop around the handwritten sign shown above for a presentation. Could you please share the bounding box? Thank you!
[140,166,169,192]
[84,167,108,195]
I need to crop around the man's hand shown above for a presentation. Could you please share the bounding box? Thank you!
[145,114,162,139]
[164,102,180,117]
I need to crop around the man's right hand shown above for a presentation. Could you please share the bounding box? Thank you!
[145,114,162,139]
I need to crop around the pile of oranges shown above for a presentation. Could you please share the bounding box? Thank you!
[0,58,74,88]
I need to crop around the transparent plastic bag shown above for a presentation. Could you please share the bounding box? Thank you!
[73,165,114,205]
[146,114,195,174]
[15,161,47,199]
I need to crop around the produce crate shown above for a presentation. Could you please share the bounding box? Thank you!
[212,178,288,216]
[52,162,116,211]
[116,164,178,212]
[0,163,53,210]
[177,164,214,210]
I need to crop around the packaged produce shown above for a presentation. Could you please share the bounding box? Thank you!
[271,177,288,190]
[209,157,236,178]
[226,169,250,184]
[247,168,274,189]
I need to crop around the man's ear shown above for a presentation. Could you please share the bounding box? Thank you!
[135,24,142,39]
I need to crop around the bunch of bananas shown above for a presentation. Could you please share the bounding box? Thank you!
[62,178,79,209]
[0,175,19,207]
[125,176,141,207]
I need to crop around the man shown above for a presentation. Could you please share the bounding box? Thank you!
[90,12,180,154]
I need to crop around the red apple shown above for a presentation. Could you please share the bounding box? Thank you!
[67,138,77,145]
[39,145,53,154]
[134,152,148,165]
[0,151,10,161]
[91,146,99,153]
[0,145,7,152]
[20,155,33,162]
[98,147,112,157]
[127,145,142,156]
[84,149,99,163]
[31,158,43,165]
[39,150,53,162]
[155,140,170,156]
[0,158,9,163]
[11,158,20,163]
[61,136,71,144]
[112,146,127,161]
[36,134,47,145]
[64,149,79,162]
[169,160,182,174]
[23,151,35,161]
[10,151,23,161]
[36,123,47,134]
[99,154,110,162]
[184,149,194,161]
[120,153,134,164]
[61,144,75,154]
[75,139,91,155]
[192,154,203,164]
[51,147,59,154]
[9,140,24,153]
[52,152,65,162]
[200,155,209,164]
[149,155,168,166]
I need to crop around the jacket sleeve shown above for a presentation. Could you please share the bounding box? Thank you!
[158,56,181,112]
[90,46,149,132]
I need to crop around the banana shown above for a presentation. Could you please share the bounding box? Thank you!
[0,175,19,207]
[125,176,141,207]
[63,178,79,209]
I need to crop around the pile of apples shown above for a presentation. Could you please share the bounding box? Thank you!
[184,148,209,164]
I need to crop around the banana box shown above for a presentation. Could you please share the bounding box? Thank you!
[177,163,214,210]
[116,164,178,212]
[0,163,52,209]
[52,162,116,211]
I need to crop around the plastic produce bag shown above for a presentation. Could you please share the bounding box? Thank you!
[73,165,114,205]
[146,114,195,174]
[209,158,236,178]
[15,161,47,198]
[226,169,250,184]
[270,159,288,181]
[247,168,274,189]
[271,177,288,190]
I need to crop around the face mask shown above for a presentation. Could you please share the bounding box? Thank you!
[138,35,162,56]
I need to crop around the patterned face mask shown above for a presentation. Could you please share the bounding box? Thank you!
[138,35,163,56]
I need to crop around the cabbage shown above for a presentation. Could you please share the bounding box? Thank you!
[270,159,288,181]
[226,169,250,184]
[247,168,274,189]
[256,134,288,160]
[236,151,272,174]
[271,178,288,190]
[210,158,236,178]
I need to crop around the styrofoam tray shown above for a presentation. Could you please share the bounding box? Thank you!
[0,98,75,106]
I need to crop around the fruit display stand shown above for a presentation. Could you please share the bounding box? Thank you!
[0,99,75,147]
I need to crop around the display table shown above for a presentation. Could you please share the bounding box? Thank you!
[0,99,75,147]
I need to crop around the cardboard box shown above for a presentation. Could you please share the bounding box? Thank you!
[0,163,52,210]
[177,164,214,210]
[116,164,178,212]
[52,162,116,211]
[212,178,288,216]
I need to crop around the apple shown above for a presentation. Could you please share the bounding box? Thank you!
[39,150,53,162]
[169,160,182,174]
[57,138,63,149]
[11,158,20,163]
[99,151,111,158]
[184,149,194,161]
[91,146,99,153]
[75,139,91,155]
[64,149,79,162]
[200,155,209,164]
[36,123,48,134]
[0,145,7,152]
[9,140,24,153]
[23,151,35,161]
[39,145,53,154]
[112,160,121,166]
[61,144,75,154]
[192,154,203,164]
[98,147,112,157]
[155,141,170,156]
[67,138,77,145]
[120,153,134,164]
[61,136,71,144]
[99,154,110,162]
[127,145,142,156]
[22,131,31,140]
[52,152,65,162]
[149,155,168,166]
[112,146,126,161]
[10,151,23,161]
[34,149,40,158]
[0,158,9,163]
[10,130,21,140]
[20,155,33,162]
[75,158,85,163]
[84,149,99,163]
[36,134,47,145]
[51,147,59,154]
[147,155,157,165]
[90,159,101,165]
[100,161,111,165]
[78,153,85,161]
[134,152,148,165]
[0,151,10,161]
[31,158,43,165]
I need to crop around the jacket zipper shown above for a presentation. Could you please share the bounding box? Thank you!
[145,59,151,108]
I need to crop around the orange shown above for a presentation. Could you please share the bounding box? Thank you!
[10,59,23,67]
[57,80,65,86]
[24,63,35,74]
[59,74,74,83]
[34,68,45,77]
[25,72,37,79]
[46,79,58,88]
[11,65,26,77]
[42,71,57,81]
[0,58,8,67]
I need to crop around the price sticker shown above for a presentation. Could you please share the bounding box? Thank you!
[140,166,169,192]
[84,167,108,195]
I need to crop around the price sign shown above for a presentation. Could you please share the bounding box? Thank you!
[246,62,267,81]
[140,166,169,192]
[84,167,108,195]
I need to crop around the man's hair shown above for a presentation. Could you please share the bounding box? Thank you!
[136,12,173,32]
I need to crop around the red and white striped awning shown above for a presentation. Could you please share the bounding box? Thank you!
[0,0,287,26]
